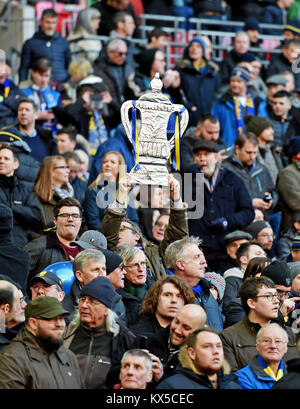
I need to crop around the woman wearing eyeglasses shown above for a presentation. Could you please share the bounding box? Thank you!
[34,155,74,228]
[82,150,138,230]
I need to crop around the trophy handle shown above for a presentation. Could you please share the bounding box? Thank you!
[120,100,134,144]
[179,107,189,136]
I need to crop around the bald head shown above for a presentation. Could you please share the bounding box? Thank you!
[170,304,207,347]
[0,280,25,327]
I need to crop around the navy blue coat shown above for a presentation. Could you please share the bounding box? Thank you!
[188,165,255,253]
[19,29,71,83]
[157,367,241,389]
[176,59,221,126]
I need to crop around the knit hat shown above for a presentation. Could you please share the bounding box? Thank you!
[0,203,13,233]
[288,262,300,280]
[30,270,63,290]
[224,230,253,244]
[25,296,69,320]
[291,235,300,251]
[284,19,300,35]
[290,136,300,157]
[105,251,123,275]
[71,230,107,250]
[204,272,226,301]
[231,66,250,83]
[261,260,292,287]
[246,220,272,239]
[80,276,115,309]
[189,37,206,54]
[134,48,159,77]
[244,17,261,33]
[244,114,273,137]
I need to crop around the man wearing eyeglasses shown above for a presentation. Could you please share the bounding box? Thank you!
[236,323,288,389]
[0,278,27,352]
[220,276,298,373]
[261,260,300,325]
[64,276,137,389]
[0,296,84,389]
[30,270,65,303]
[25,197,82,284]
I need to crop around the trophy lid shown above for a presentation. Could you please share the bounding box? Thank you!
[150,73,163,93]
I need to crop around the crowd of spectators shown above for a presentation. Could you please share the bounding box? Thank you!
[0,0,300,391]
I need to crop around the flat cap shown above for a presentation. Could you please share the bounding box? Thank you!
[224,230,253,244]
[193,140,218,153]
[266,75,286,86]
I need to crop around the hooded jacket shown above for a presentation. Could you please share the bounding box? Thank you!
[175,55,221,126]
[156,344,241,389]
[19,29,71,83]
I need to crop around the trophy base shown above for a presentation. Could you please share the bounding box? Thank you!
[129,164,169,186]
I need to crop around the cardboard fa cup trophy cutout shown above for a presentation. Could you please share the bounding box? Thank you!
[120,73,189,186]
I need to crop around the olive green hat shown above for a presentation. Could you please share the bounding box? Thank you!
[25,296,69,320]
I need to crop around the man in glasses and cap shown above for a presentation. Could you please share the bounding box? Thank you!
[30,270,65,302]
[0,296,84,389]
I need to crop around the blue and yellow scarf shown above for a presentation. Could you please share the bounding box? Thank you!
[233,92,255,135]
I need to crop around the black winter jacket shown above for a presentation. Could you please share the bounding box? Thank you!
[188,165,255,253]
[0,175,42,248]
[175,58,221,126]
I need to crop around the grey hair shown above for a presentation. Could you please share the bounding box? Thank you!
[106,308,120,336]
[121,349,153,372]
[74,8,101,34]
[164,236,202,271]
[256,323,288,344]
[72,249,106,273]
[106,37,127,52]
[117,246,145,265]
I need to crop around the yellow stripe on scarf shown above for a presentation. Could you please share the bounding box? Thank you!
[174,114,180,171]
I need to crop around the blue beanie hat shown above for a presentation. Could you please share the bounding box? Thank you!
[188,37,206,54]
[244,17,261,33]
[80,276,115,309]
[231,66,250,83]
